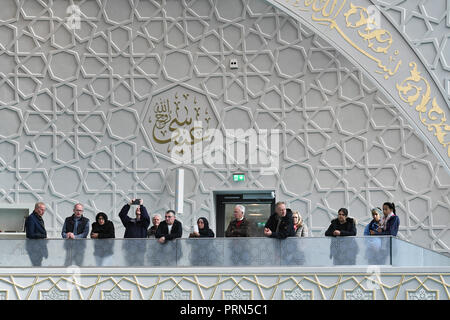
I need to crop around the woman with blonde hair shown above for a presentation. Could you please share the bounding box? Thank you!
[292,210,309,237]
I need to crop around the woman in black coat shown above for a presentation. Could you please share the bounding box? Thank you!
[91,212,115,239]
[188,217,216,266]
[189,217,215,238]
[91,212,115,266]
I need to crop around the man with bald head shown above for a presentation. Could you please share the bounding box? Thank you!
[62,203,90,239]
[225,205,249,237]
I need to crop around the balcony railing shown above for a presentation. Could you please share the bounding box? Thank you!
[0,236,448,268]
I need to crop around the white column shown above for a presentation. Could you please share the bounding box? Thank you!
[175,168,184,214]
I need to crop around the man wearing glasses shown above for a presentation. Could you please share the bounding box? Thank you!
[155,210,182,244]
[61,203,90,239]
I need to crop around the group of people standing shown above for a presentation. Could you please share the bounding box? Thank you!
[324,202,399,237]
[224,202,308,238]
[24,200,400,242]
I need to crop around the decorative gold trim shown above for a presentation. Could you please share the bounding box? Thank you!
[38,283,71,300]
[221,283,253,300]
[282,283,314,300]
[278,0,450,158]
[406,284,439,300]
[0,273,448,300]
[343,282,376,300]
[162,284,193,300]
[100,284,132,300]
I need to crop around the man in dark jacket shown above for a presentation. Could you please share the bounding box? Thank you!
[119,199,150,238]
[156,210,182,243]
[61,203,90,266]
[25,202,48,266]
[225,205,249,237]
[264,202,295,239]
[61,203,90,239]
[325,208,357,237]
[25,202,47,239]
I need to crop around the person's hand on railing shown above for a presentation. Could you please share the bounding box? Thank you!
[264,227,272,237]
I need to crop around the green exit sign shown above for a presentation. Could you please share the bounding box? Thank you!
[233,173,245,182]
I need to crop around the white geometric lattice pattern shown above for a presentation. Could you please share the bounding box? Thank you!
[344,287,375,300]
[0,0,448,254]
[223,286,252,300]
[101,286,131,300]
[373,0,450,103]
[39,286,69,300]
[407,287,438,300]
[163,286,191,300]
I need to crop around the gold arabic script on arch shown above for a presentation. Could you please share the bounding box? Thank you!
[281,0,450,157]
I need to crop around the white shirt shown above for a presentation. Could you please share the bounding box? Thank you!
[168,224,173,234]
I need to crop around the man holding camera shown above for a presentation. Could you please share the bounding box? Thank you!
[119,199,150,238]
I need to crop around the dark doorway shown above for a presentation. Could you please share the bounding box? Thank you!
[215,191,276,237]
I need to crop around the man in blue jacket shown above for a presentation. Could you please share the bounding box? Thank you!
[25,202,47,239]
[119,199,151,238]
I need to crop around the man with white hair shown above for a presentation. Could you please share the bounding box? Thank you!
[147,213,161,238]
[25,202,47,239]
[225,205,249,237]
[25,202,49,266]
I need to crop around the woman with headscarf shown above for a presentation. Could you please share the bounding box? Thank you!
[189,217,215,238]
[363,207,382,236]
[91,212,115,239]
[91,212,115,266]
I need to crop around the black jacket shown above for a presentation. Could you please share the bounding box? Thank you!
[147,225,158,238]
[264,211,295,239]
[25,212,47,239]
[225,218,250,237]
[155,220,183,240]
[91,213,115,239]
[198,228,215,238]
[325,217,357,237]
[62,214,89,238]
[197,217,215,238]
[119,204,150,238]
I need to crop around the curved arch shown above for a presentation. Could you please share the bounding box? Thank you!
[267,0,450,172]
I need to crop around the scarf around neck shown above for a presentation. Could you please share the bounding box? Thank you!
[381,212,395,230]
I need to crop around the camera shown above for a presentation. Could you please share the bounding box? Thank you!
[132,199,141,205]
